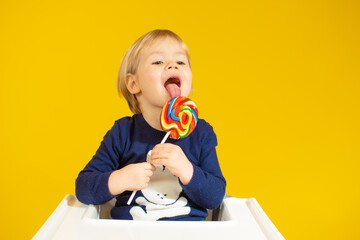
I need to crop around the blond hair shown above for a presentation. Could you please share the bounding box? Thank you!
[117,29,191,114]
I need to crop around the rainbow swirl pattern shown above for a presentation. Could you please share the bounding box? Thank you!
[160,97,199,139]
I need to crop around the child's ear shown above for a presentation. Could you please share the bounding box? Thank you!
[125,73,141,94]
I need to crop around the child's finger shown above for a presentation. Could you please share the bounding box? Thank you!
[150,152,171,165]
[140,162,156,170]
[153,143,176,153]
[150,158,166,166]
[145,169,154,177]
[152,143,173,153]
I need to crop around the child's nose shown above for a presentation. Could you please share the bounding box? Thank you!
[166,61,178,70]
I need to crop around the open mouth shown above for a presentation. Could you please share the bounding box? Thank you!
[164,77,181,88]
[164,77,181,99]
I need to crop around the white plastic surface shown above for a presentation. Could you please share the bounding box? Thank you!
[33,195,285,240]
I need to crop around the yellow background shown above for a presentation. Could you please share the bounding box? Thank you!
[1,0,359,239]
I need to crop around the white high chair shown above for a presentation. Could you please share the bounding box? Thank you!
[33,195,284,240]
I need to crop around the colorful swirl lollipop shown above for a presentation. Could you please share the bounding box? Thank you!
[161,96,198,139]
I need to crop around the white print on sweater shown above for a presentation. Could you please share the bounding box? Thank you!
[129,151,190,220]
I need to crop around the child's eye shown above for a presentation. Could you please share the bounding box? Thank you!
[152,61,163,65]
[177,61,185,65]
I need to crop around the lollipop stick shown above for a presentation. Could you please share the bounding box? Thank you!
[161,131,171,144]
[127,132,170,205]
[127,190,136,205]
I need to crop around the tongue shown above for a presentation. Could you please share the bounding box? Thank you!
[165,83,181,99]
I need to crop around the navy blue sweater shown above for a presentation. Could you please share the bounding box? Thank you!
[75,114,226,220]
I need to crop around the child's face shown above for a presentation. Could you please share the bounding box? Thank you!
[128,37,192,111]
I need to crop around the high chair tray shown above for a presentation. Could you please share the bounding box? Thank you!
[33,195,284,240]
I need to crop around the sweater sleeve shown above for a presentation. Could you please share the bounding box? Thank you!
[180,122,226,209]
[75,121,122,205]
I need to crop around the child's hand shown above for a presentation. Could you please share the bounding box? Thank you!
[108,162,155,195]
[150,143,194,185]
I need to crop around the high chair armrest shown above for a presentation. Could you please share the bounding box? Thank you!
[33,194,284,240]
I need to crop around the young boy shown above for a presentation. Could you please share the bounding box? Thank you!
[75,29,226,221]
